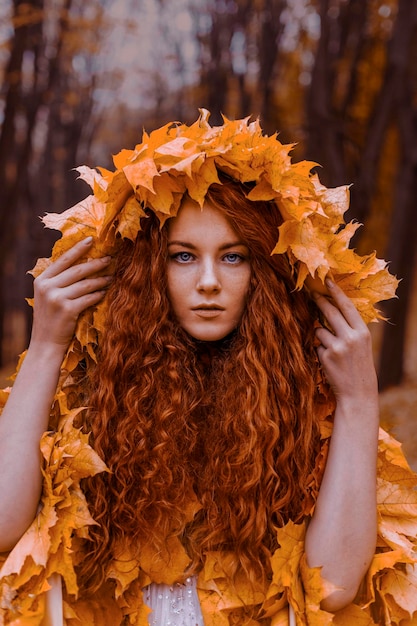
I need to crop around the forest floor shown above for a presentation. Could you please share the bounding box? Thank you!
[1,356,417,471]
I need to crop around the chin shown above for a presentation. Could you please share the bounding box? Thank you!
[190,332,229,342]
[185,325,233,342]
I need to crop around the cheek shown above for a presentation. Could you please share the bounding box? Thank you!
[233,270,251,310]
[166,269,188,313]
[166,269,177,310]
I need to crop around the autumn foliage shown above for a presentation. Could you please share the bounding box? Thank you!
[0,111,416,625]
[34,109,397,324]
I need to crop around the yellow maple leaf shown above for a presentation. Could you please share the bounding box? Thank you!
[246,178,279,202]
[332,605,377,625]
[123,157,159,193]
[299,554,340,625]
[112,147,138,171]
[310,175,351,223]
[63,584,124,626]
[0,500,57,578]
[138,536,191,585]
[380,564,417,620]
[377,478,417,519]
[378,428,416,473]
[106,544,140,600]
[185,157,221,207]
[269,521,305,600]
[116,195,146,240]
[74,165,107,193]
[273,219,332,283]
[42,195,107,257]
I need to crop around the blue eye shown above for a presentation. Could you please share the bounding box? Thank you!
[224,253,243,264]
[173,252,194,263]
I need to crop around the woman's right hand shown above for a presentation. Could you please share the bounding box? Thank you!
[0,237,112,551]
[31,237,112,353]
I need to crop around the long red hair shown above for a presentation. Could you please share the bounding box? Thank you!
[78,179,331,590]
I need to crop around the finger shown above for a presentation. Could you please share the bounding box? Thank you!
[313,292,350,336]
[324,279,364,329]
[70,288,108,314]
[62,275,112,301]
[37,255,112,295]
[315,326,336,349]
[54,256,112,289]
[316,344,326,363]
[41,237,94,279]
[313,280,365,335]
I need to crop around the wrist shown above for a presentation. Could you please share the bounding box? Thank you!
[333,396,379,444]
[26,338,67,368]
[336,392,379,414]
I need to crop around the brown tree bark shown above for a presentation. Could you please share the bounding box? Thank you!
[305,0,350,186]
[377,0,417,388]
[350,0,416,226]
[197,0,235,124]
[258,0,285,131]
[0,0,44,365]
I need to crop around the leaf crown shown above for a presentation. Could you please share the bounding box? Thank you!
[36,108,397,325]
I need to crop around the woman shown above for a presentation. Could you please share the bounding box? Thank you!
[0,111,415,626]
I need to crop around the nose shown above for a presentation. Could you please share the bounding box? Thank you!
[196,258,221,293]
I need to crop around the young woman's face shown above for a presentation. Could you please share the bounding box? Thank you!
[167,199,251,341]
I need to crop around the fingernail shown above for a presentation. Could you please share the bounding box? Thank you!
[325,277,334,288]
[100,256,112,264]
[83,236,93,245]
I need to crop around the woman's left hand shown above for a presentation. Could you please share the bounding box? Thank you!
[307,278,379,612]
[313,279,378,404]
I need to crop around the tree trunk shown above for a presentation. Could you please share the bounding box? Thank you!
[378,1,417,387]
[305,0,348,186]
[349,0,416,225]
[0,0,43,365]
[258,0,285,131]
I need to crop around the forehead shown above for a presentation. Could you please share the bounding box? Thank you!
[167,198,238,241]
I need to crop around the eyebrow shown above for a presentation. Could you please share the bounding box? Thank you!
[168,240,247,251]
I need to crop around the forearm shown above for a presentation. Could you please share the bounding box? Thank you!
[0,240,110,552]
[0,342,65,551]
[304,397,379,612]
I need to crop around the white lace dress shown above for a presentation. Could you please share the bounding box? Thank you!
[144,576,205,626]
[143,575,296,626]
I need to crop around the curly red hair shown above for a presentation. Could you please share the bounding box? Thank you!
[77,179,332,590]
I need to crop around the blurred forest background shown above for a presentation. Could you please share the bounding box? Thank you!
[0,0,416,463]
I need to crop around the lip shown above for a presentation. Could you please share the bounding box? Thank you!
[192,304,225,311]
[191,304,225,319]
[193,309,223,319]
